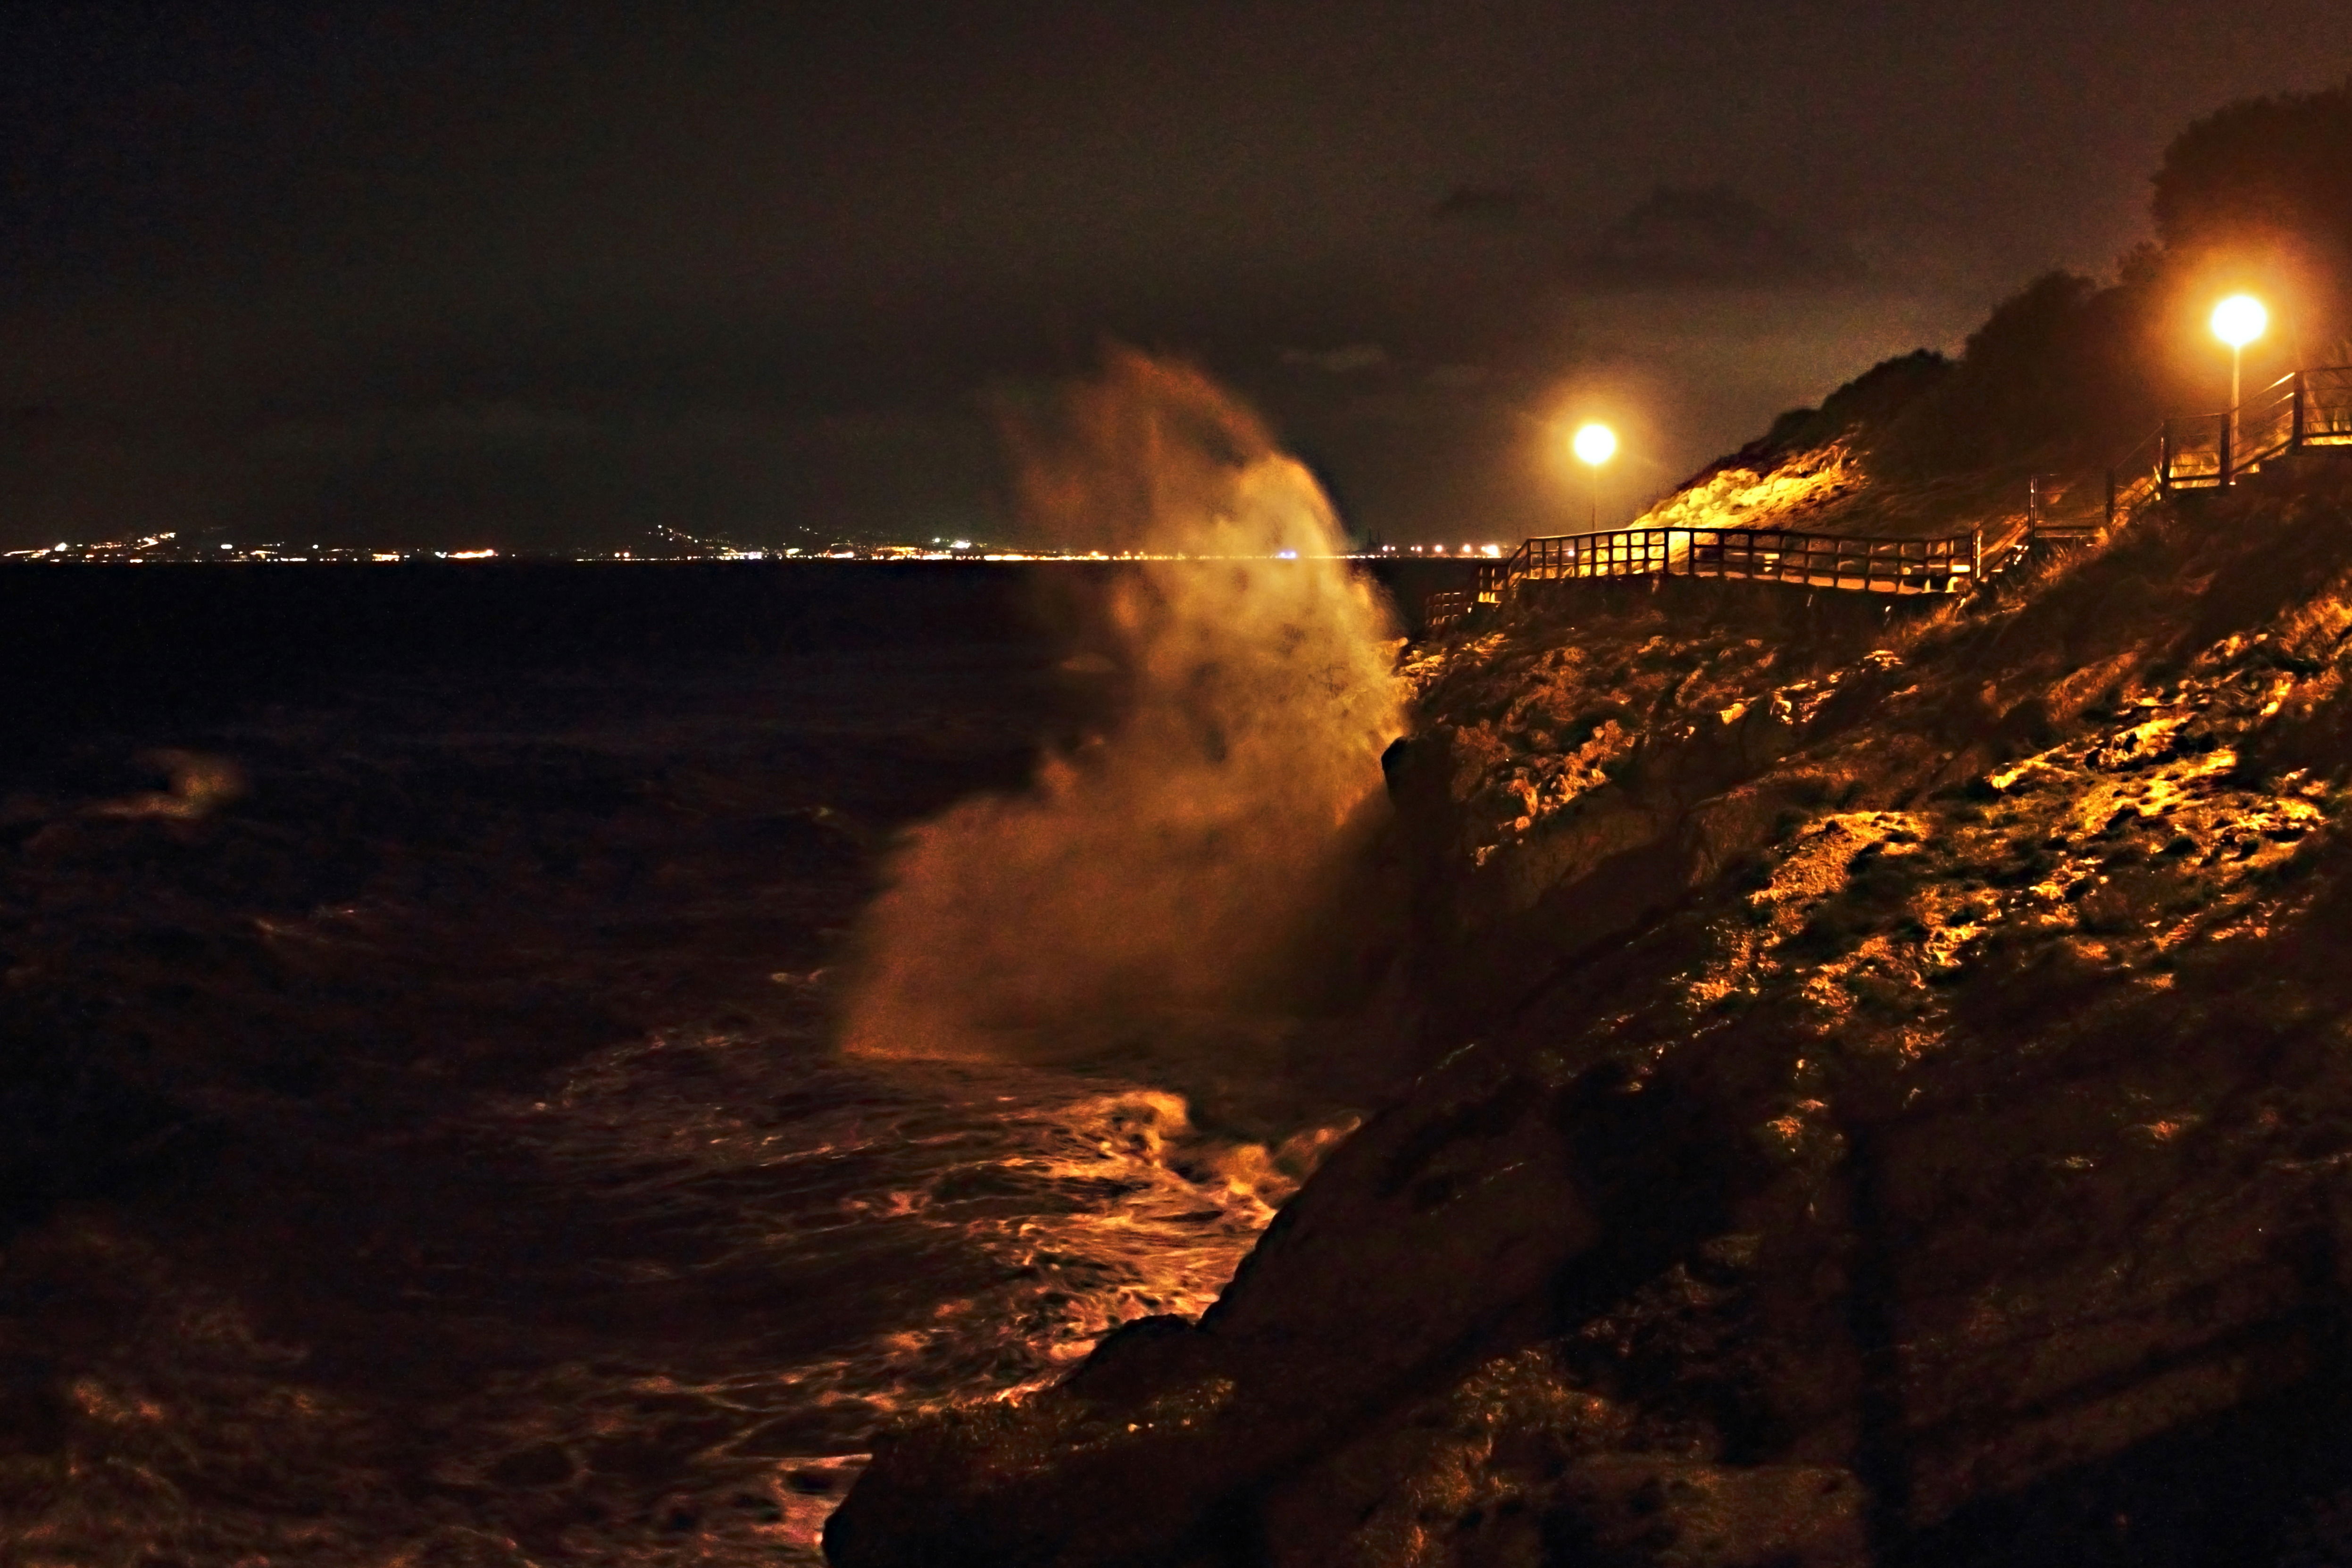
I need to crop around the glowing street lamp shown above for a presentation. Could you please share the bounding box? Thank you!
[1571,421,1617,530]
[2210,294,2267,480]
[2211,293,2267,410]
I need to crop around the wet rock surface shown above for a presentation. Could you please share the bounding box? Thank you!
[831,469,2352,1565]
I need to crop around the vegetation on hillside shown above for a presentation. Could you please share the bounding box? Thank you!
[1625,81,2352,543]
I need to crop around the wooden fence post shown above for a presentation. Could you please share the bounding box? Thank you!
[2292,370,2307,452]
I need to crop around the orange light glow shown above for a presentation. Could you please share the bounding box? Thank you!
[2210,294,2267,349]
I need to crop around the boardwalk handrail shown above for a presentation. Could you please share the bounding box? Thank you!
[1424,363,2352,633]
[1469,524,1981,608]
[1423,588,1473,633]
[2144,363,2352,502]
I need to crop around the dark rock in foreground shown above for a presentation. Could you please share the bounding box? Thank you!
[831,468,2352,1567]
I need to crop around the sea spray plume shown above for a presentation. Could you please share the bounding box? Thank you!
[838,349,1403,1063]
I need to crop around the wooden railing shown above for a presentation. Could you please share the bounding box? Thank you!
[1420,364,2352,634]
[2027,473,2102,547]
[1465,525,1981,610]
[2138,364,2352,500]
[1423,589,1473,633]
[2092,364,2352,536]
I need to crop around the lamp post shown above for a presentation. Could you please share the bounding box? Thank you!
[1571,422,1617,531]
[2211,294,2267,480]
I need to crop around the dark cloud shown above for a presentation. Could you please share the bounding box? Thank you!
[1578,185,1868,290]
[1433,185,1541,226]
[0,3,2347,549]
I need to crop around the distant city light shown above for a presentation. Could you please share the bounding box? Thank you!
[2210,294,2267,349]
[4,536,1388,566]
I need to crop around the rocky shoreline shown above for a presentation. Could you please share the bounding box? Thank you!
[829,464,2352,1566]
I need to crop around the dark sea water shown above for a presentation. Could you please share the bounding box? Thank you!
[0,561,1447,1565]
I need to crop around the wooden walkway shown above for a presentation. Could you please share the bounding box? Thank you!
[1422,526,1981,631]
[1426,363,2352,633]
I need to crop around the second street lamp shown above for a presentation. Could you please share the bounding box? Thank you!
[1572,422,1617,531]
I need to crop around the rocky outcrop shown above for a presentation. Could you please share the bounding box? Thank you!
[829,467,2352,1567]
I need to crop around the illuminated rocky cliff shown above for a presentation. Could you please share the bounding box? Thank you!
[828,453,2352,1566]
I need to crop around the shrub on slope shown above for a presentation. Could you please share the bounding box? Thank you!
[1664,80,2352,533]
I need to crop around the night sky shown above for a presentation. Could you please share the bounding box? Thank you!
[3,3,2348,553]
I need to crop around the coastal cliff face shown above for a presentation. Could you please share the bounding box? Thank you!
[827,462,2352,1567]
